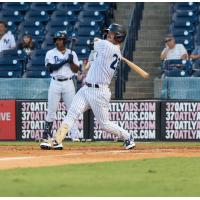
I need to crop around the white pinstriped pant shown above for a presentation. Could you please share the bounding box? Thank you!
[46,78,80,139]
[63,85,130,140]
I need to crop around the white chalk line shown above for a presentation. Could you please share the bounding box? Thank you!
[0,149,186,162]
[0,150,131,162]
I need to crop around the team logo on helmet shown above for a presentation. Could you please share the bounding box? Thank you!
[53,31,67,43]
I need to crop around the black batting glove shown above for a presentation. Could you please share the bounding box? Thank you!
[66,54,74,65]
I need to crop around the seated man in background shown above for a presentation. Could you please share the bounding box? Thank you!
[190,45,200,69]
[0,20,16,52]
[160,34,188,61]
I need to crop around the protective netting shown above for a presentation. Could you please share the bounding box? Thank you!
[0,78,50,99]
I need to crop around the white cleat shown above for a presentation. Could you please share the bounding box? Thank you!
[123,139,136,150]
[40,139,63,150]
[40,141,52,150]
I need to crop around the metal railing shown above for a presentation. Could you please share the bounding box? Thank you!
[115,2,144,99]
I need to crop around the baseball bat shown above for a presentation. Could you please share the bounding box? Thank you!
[69,37,77,53]
[121,56,150,79]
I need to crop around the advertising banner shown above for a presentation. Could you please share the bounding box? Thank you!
[0,100,16,140]
[161,101,200,141]
[93,100,160,141]
[16,100,83,141]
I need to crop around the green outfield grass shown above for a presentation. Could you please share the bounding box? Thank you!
[0,157,200,197]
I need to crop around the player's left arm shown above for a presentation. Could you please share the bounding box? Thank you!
[69,51,80,73]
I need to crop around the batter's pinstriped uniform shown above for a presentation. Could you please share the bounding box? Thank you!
[62,39,130,140]
[45,48,80,140]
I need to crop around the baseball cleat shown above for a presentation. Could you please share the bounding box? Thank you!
[52,141,63,150]
[40,141,52,150]
[40,139,63,150]
[123,139,136,150]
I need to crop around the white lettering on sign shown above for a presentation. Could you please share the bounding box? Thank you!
[0,112,11,121]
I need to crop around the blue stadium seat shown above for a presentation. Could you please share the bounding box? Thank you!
[51,10,77,25]
[175,36,194,52]
[76,26,101,37]
[57,2,83,13]
[77,36,92,46]
[22,70,50,78]
[24,10,49,24]
[31,49,47,60]
[170,24,195,33]
[170,20,195,32]
[0,10,23,24]
[172,14,198,24]
[0,57,22,78]
[46,20,73,35]
[0,49,27,61]
[41,37,55,50]
[172,29,193,37]
[78,10,104,24]
[26,57,45,71]
[30,3,56,13]
[83,2,109,13]
[76,45,90,59]
[173,2,198,12]
[2,2,30,12]
[24,56,50,77]
[162,59,192,77]
[18,21,46,36]
[7,22,18,34]
[175,10,198,18]
[0,49,28,71]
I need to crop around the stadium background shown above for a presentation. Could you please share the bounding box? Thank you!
[1,2,200,197]
[0,2,199,142]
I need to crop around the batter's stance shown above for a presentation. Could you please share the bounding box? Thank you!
[40,31,80,150]
[41,24,135,150]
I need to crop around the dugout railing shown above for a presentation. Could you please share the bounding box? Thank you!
[115,2,144,99]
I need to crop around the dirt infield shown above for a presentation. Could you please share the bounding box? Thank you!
[0,143,200,170]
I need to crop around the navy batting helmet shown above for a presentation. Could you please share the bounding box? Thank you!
[104,23,126,43]
[53,31,67,44]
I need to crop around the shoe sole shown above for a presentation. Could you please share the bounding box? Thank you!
[40,144,52,150]
[53,147,63,150]
[125,144,136,150]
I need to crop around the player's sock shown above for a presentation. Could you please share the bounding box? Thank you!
[42,121,53,140]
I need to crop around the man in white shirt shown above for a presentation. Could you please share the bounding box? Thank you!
[0,21,16,52]
[160,34,188,61]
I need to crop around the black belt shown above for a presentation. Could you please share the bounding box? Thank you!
[85,82,99,88]
[53,77,72,82]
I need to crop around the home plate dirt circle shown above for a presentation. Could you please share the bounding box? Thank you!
[0,144,200,170]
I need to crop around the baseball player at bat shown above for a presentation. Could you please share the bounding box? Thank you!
[40,31,81,150]
[41,23,136,150]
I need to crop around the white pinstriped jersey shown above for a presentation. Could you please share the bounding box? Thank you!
[45,48,80,79]
[85,39,121,85]
[0,31,16,52]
